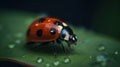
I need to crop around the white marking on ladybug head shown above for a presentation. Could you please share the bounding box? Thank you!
[64,34,70,40]
[62,22,68,26]
[58,26,63,33]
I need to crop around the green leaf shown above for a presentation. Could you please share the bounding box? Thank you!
[0,10,120,67]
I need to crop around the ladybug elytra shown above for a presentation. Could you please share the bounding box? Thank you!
[26,17,77,55]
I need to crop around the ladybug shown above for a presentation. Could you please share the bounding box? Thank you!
[26,17,77,55]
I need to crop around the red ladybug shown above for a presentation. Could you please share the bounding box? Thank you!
[26,17,77,55]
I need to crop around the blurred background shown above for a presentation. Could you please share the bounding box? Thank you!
[0,0,120,67]
[0,0,119,39]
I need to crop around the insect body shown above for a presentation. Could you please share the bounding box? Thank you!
[26,17,77,55]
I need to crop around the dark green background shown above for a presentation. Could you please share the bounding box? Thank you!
[0,0,120,67]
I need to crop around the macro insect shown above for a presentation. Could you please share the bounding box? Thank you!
[26,17,77,55]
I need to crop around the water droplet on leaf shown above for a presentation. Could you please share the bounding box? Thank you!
[96,54,107,62]
[46,63,50,67]
[53,61,60,66]
[8,44,15,48]
[114,51,119,55]
[64,58,71,64]
[91,54,108,67]
[37,57,43,63]
[15,39,21,44]
[97,44,106,51]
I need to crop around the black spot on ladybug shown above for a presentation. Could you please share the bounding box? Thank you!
[36,29,43,36]
[27,29,30,37]
[39,18,46,23]
[54,21,63,26]
[50,28,56,35]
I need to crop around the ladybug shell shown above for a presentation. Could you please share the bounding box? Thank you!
[27,18,64,42]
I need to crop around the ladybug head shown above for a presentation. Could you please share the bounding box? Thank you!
[60,26,77,45]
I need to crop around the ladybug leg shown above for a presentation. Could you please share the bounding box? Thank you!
[68,43,71,49]
[66,41,73,52]
[61,43,67,55]
[56,39,67,55]
[50,41,57,57]
[68,44,74,52]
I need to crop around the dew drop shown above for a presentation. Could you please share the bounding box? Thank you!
[53,61,60,66]
[64,58,71,64]
[91,54,108,67]
[46,63,50,67]
[97,44,106,51]
[114,51,119,55]
[8,44,15,48]
[15,39,21,44]
[36,58,43,63]
[96,54,107,62]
